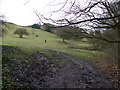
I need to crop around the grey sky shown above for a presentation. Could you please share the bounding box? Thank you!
[0,0,51,26]
[0,0,94,26]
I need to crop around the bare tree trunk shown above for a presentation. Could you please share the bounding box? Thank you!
[19,34,23,38]
[63,38,65,42]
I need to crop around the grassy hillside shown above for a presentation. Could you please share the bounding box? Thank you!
[1,22,118,88]
[2,22,107,60]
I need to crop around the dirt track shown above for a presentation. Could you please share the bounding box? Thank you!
[2,46,114,88]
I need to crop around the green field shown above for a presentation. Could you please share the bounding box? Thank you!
[1,23,108,60]
[2,23,118,88]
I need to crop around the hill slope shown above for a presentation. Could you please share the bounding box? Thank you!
[2,22,106,59]
[1,22,119,88]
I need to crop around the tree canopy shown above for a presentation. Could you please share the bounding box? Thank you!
[14,28,29,38]
[31,24,40,29]
[55,26,84,42]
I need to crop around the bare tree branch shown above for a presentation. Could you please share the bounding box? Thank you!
[34,0,120,43]
[52,0,69,12]
[24,0,30,5]
[66,15,120,25]
[34,10,44,24]
[83,29,120,43]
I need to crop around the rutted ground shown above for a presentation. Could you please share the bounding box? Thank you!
[2,46,114,88]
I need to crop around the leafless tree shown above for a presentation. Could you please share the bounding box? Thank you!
[35,0,120,43]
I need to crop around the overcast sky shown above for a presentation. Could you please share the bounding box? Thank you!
[0,0,89,26]
[0,0,50,26]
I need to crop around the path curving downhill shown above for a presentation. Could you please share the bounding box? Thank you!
[2,46,114,88]
[43,50,113,88]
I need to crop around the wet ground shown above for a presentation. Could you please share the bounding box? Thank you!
[2,46,114,89]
